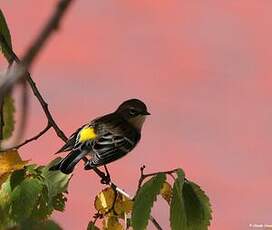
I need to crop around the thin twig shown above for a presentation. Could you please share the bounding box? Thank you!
[0,33,68,143]
[136,166,178,195]
[0,0,74,99]
[0,123,51,152]
[149,215,163,230]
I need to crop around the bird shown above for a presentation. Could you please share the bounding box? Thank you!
[49,98,150,174]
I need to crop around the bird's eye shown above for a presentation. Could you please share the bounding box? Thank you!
[129,108,137,116]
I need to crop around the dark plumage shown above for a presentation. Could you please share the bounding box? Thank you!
[49,99,150,174]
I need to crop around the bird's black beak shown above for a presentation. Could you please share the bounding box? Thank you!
[143,111,151,115]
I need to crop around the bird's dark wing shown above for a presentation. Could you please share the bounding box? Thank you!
[85,115,141,168]
[55,124,86,154]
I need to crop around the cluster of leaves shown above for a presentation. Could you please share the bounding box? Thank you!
[0,150,71,229]
[89,169,212,230]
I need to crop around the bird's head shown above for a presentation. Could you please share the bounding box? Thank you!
[115,98,150,130]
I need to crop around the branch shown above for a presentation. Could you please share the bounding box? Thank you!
[0,31,68,144]
[136,165,177,195]
[0,0,74,100]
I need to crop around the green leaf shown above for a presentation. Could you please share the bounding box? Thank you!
[170,169,212,230]
[182,181,212,229]
[0,9,12,62]
[10,168,26,190]
[2,94,15,140]
[30,186,54,220]
[52,192,67,212]
[0,176,12,227]
[11,178,43,221]
[87,221,100,230]
[131,173,166,230]
[41,158,71,198]
[170,169,186,230]
[20,219,62,230]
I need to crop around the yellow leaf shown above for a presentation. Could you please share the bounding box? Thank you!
[103,216,124,230]
[95,187,133,217]
[95,187,115,214]
[0,150,28,187]
[114,195,133,216]
[160,182,172,204]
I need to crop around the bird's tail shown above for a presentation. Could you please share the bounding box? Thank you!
[49,149,87,174]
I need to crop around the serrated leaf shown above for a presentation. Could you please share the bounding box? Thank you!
[170,169,186,230]
[160,182,172,204]
[2,94,15,140]
[170,168,212,230]
[102,216,123,230]
[52,192,67,212]
[182,181,212,229]
[87,221,100,230]
[0,9,12,62]
[11,178,43,221]
[0,150,28,187]
[131,173,166,230]
[41,158,71,198]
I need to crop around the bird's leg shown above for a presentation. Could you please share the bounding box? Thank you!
[82,156,88,163]
[103,165,111,182]
[92,167,111,185]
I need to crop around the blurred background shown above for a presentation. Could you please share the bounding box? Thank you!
[1,1,272,229]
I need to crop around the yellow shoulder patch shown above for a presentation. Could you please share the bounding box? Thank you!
[79,126,97,142]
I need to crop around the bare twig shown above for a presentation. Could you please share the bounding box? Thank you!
[0,123,51,152]
[136,165,178,194]
[0,33,68,144]
[0,0,74,99]
[149,215,163,230]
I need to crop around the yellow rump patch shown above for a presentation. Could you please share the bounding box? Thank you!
[79,126,97,142]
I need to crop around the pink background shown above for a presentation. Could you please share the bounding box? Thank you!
[1,1,272,229]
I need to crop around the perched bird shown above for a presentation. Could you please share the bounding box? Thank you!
[49,98,150,174]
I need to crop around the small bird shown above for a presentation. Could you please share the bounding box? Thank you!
[49,98,150,174]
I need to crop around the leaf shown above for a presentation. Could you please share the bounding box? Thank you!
[114,195,133,216]
[102,216,123,230]
[95,187,115,214]
[94,187,133,217]
[2,94,16,140]
[170,169,212,230]
[41,158,72,198]
[160,181,172,204]
[182,181,212,229]
[87,221,100,230]
[0,176,12,226]
[11,178,43,221]
[20,219,62,230]
[0,150,28,187]
[131,173,166,230]
[170,168,186,230]
[10,168,26,190]
[0,9,13,62]
[52,192,67,212]
[31,186,54,220]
